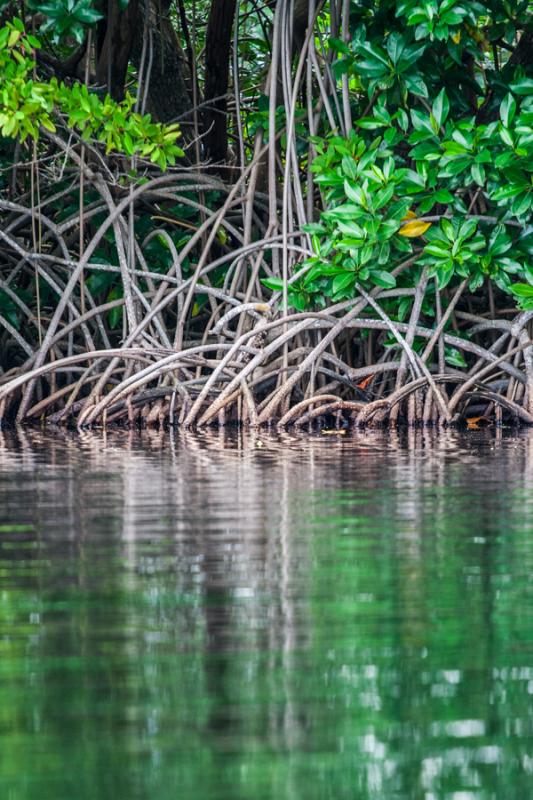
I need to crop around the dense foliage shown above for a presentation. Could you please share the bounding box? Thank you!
[291,5,533,314]
[0,19,183,165]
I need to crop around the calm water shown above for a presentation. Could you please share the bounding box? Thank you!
[0,427,532,800]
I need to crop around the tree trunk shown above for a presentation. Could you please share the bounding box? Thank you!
[96,0,140,100]
[131,0,192,125]
[203,0,237,167]
[508,29,533,71]
[292,0,311,56]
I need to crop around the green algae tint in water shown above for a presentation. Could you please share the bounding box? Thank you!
[0,428,532,800]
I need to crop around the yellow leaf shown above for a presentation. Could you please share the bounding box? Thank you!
[401,209,417,221]
[399,219,432,237]
[451,30,461,44]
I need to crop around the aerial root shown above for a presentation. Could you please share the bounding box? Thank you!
[0,318,531,428]
[0,238,531,429]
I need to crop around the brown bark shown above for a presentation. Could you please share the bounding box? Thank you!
[96,0,140,100]
[203,0,238,167]
[37,41,88,81]
[131,0,192,124]
[292,0,311,57]
[508,29,533,71]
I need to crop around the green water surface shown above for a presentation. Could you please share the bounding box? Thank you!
[0,428,532,799]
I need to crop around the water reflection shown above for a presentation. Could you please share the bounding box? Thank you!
[0,427,532,799]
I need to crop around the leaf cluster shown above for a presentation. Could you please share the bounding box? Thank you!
[0,19,184,169]
[267,0,533,315]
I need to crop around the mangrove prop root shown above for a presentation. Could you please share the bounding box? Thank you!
[1,0,532,429]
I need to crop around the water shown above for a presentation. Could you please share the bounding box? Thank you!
[0,427,532,800]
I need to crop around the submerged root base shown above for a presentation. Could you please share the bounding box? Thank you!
[1,337,532,430]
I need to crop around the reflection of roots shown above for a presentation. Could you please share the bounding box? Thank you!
[2,307,532,428]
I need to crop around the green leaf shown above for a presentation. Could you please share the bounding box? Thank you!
[500,93,517,128]
[302,223,326,235]
[433,189,454,203]
[356,116,387,129]
[445,347,467,368]
[107,297,123,329]
[332,272,355,294]
[468,273,484,292]
[397,42,426,71]
[511,193,531,217]
[431,88,449,128]
[357,41,390,69]
[411,109,434,134]
[26,34,41,48]
[471,162,485,186]
[289,293,308,312]
[343,180,366,206]
[386,32,405,65]
[341,155,358,179]
[404,73,428,98]
[374,185,395,210]
[337,221,366,238]
[329,37,351,55]
[74,6,103,24]
[499,126,514,148]
[509,77,533,95]
[510,283,533,298]
[395,108,409,131]
[261,277,284,291]
[370,270,396,289]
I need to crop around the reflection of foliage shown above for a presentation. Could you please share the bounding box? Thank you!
[0,432,533,798]
[306,462,533,798]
